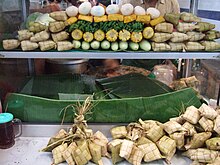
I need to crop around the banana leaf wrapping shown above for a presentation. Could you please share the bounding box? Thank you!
[206,137,220,151]
[164,13,180,26]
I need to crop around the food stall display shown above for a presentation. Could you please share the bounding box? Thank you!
[2,2,220,52]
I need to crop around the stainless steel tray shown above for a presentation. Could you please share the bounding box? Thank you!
[0,124,192,165]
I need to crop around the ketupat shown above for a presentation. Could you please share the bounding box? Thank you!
[198,117,214,132]
[180,12,201,23]
[189,148,218,163]
[164,13,180,26]
[52,31,69,42]
[93,131,109,157]
[142,27,154,39]
[62,142,77,165]
[199,103,218,120]
[201,41,220,51]
[29,22,47,33]
[108,139,124,164]
[110,126,127,139]
[49,21,67,33]
[119,139,134,160]
[151,33,172,43]
[214,115,220,135]
[127,146,144,165]
[170,132,185,150]
[186,42,205,51]
[196,22,215,32]
[182,122,197,136]
[177,22,196,33]
[170,32,189,43]
[89,142,103,164]
[38,40,56,51]
[206,138,220,151]
[169,42,185,52]
[163,120,185,134]
[52,143,68,164]
[204,30,220,40]
[187,31,205,41]
[152,42,171,51]
[57,41,74,51]
[50,11,68,21]
[21,40,38,51]
[18,30,34,41]
[3,39,20,50]
[150,16,165,26]
[30,31,50,42]
[155,22,174,33]
[182,106,200,124]
[83,32,94,42]
[119,29,131,41]
[145,124,164,142]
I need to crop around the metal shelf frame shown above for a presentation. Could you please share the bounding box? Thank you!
[0,51,219,59]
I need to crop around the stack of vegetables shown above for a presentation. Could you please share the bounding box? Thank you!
[109,103,220,165]
[2,2,220,52]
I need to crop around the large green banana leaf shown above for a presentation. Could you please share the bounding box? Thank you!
[5,88,201,123]
[96,73,173,98]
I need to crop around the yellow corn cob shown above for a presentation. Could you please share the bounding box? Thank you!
[50,11,68,21]
[62,142,77,165]
[89,142,103,164]
[57,41,74,51]
[71,29,83,40]
[83,32,94,42]
[38,40,56,51]
[52,143,68,164]
[73,141,92,165]
[18,30,34,41]
[119,140,134,160]
[145,124,164,142]
[28,22,47,33]
[150,16,165,26]
[110,126,127,139]
[94,30,105,41]
[30,31,50,42]
[49,21,67,33]
[119,30,131,41]
[94,15,108,22]
[3,39,20,50]
[52,31,69,42]
[136,15,151,24]
[66,17,78,25]
[21,40,38,51]
[124,14,137,23]
[106,29,118,42]
[108,14,124,21]
[142,27,154,39]
[130,32,143,43]
[78,15,93,22]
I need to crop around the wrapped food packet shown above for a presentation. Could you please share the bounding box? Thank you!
[146,124,164,142]
[110,126,127,139]
[21,40,38,51]
[108,139,124,164]
[183,106,200,124]
[190,148,218,163]
[127,123,143,141]
[39,40,56,51]
[93,131,109,157]
[155,22,174,33]
[57,41,74,51]
[3,39,20,50]
[29,22,47,33]
[127,146,144,165]
[198,117,214,132]
[50,11,68,21]
[18,30,34,41]
[30,31,50,42]
[196,22,215,32]
[214,115,220,135]
[201,41,220,51]
[164,13,180,26]
[138,119,157,131]
[169,115,185,124]
[191,161,206,165]
[206,137,220,150]
[52,143,68,164]
[89,142,103,165]
[139,142,164,162]
[180,12,201,23]
[182,149,197,158]
[119,139,134,160]
[187,32,205,41]
[170,132,185,150]
[186,42,205,51]
[170,32,189,43]
[185,132,212,149]
[182,122,197,136]
[207,156,220,165]
[169,42,185,52]
[49,21,67,33]
[152,42,171,52]
[204,30,220,41]
[199,103,218,120]
[62,142,77,165]
[171,80,188,90]
[156,136,176,162]
[137,137,152,145]
[177,22,196,33]
[163,120,185,134]
[73,141,92,165]
[52,31,69,42]
[151,33,172,42]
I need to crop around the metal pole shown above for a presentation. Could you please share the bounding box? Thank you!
[21,0,28,22]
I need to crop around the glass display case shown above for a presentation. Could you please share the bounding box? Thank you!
[0,0,220,164]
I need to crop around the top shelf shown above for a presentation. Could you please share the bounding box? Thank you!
[0,51,220,59]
